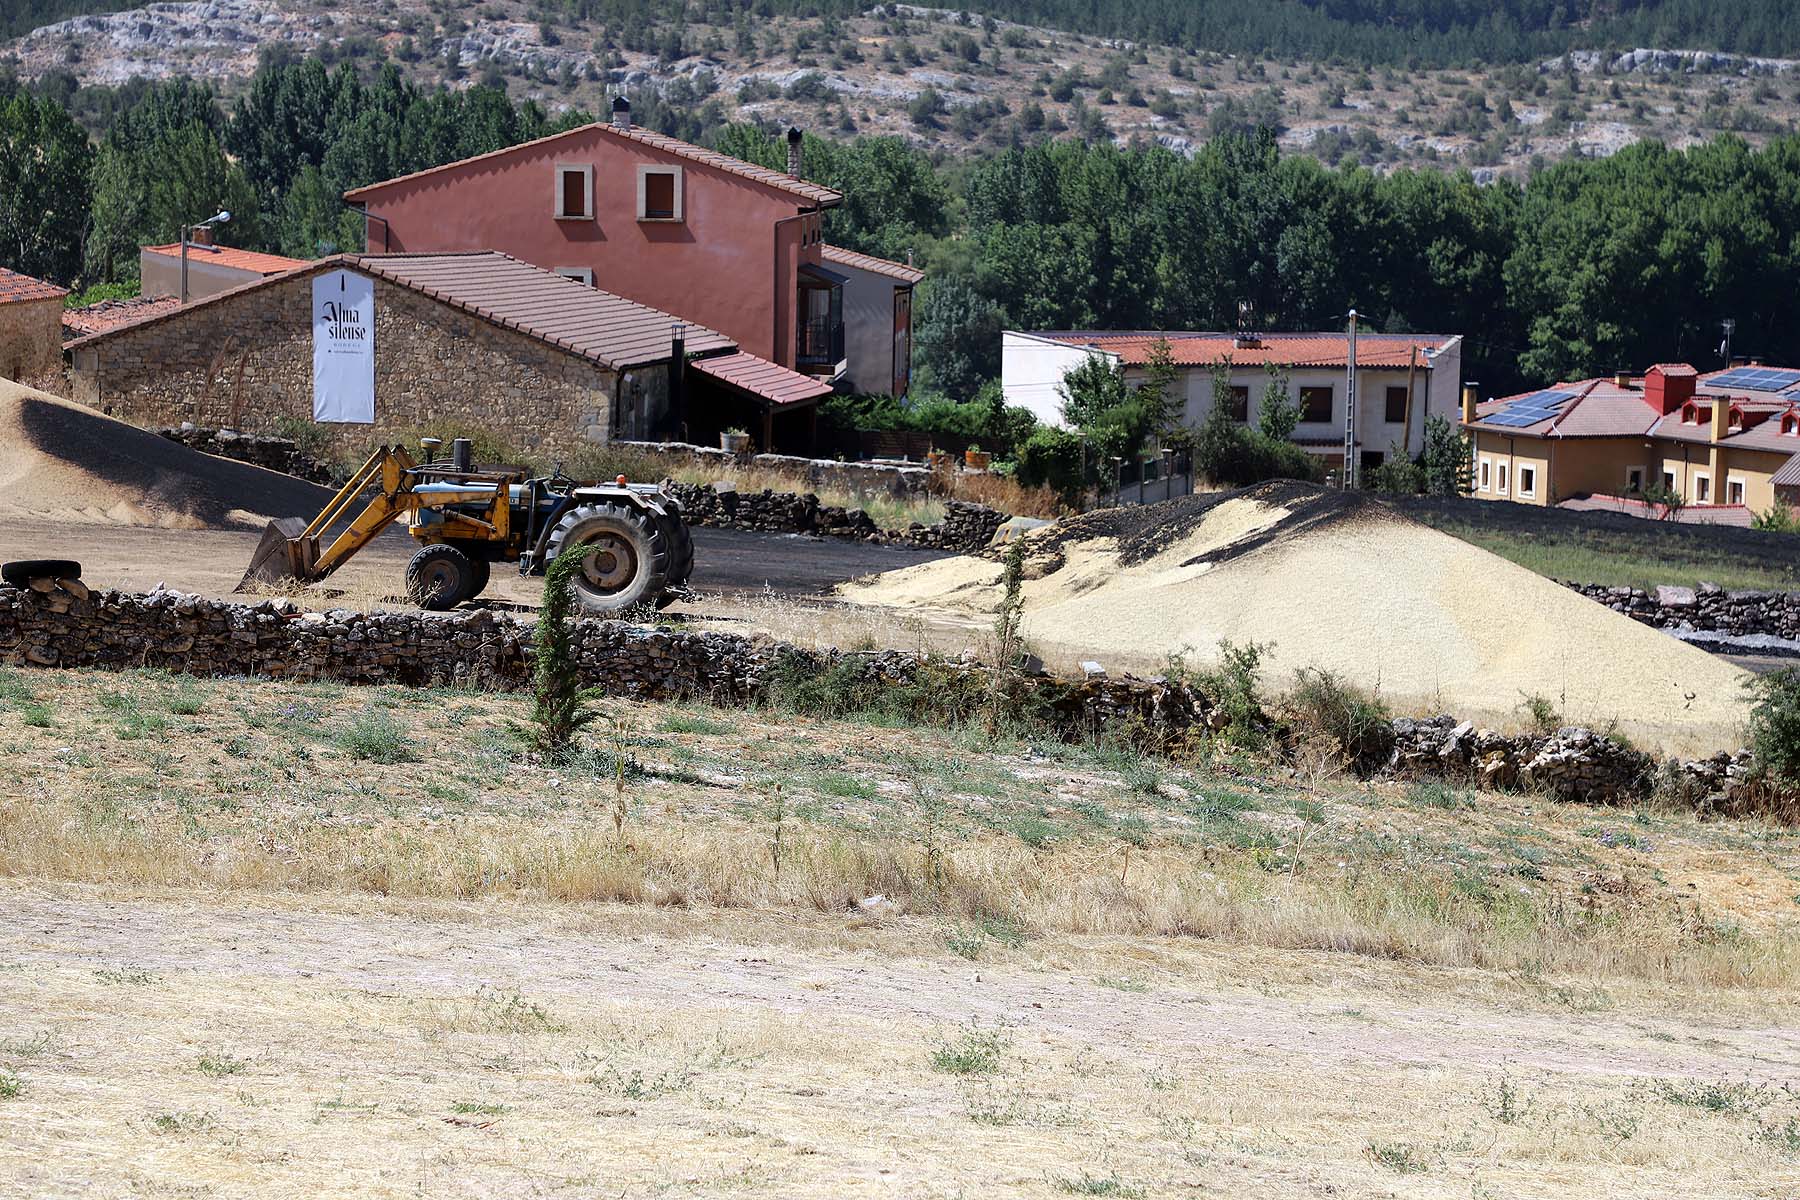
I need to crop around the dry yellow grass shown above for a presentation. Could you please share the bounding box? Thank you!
[3,666,1799,1197]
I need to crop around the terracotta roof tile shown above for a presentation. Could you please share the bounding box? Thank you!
[819,244,924,284]
[1027,330,1457,369]
[1772,452,1800,487]
[143,243,311,275]
[0,267,68,304]
[344,122,842,208]
[67,251,737,373]
[690,350,834,407]
[61,294,181,339]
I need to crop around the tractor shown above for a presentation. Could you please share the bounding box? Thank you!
[239,438,693,612]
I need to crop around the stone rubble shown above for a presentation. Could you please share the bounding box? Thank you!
[1564,579,1800,640]
[663,481,1005,554]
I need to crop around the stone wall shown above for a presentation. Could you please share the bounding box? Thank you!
[0,295,65,383]
[68,268,621,461]
[2,581,1790,818]
[157,425,340,485]
[1566,581,1800,640]
[665,481,1005,553]
[616,440,931,497]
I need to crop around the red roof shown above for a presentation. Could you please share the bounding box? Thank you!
[67,251,737,372]
[0,267,68,304]
[1028,330,1457,369]
[143,243,310,275]
[344,122,842,209]
[820,244,924,284]
[62,294,181,339]
[690,351,834,408]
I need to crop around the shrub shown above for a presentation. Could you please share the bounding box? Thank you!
[1745,668,1800,785]
[528,551,602,758]
[1014,425,1086,501]
[335,707,415,763]
[1752,498,1800,533]
[1287,667,1393,774]
[1518,692,1561,736]
[1195,639,1273,749]
[1193,404,1323,487]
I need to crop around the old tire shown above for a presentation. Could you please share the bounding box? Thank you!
[405,545,478,611]
[545,502,669,612]
[656,509,694,588]
[3,559,81,587]
[464,556,492,600]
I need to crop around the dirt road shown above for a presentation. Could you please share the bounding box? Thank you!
[3,885,1795,1198]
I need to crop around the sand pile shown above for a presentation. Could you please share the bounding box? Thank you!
[0,380,333,529]
[842,481,1754,753]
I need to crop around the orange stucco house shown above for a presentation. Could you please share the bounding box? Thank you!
[344,100,919,405]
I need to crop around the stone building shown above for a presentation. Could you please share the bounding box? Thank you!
[66,251,831,460]
[0,267,69,384]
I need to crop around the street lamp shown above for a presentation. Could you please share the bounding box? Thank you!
[180,209,231,304]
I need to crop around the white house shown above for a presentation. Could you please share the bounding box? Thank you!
[1001,329,1464,467]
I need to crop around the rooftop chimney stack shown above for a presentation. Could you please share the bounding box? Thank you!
[786,126,803,178]
[1643,364,1696,415]
[611,96,631,131]
[1461,382,1479,425]
[189,225,215,247]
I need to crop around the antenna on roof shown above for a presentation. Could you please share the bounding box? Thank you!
[1233,300,1260,350]
[1718,317,1735,364]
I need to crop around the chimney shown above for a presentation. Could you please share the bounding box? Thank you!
[1461,381,1479,424]
[1711,398,1731,445]
[611,96,631,131]
[1613,371,1632,389]
[1643,363,1696,415]
[786,126,803,178]
[189,225,215,247]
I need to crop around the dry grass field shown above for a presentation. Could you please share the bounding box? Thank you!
[2,665,1799,1196]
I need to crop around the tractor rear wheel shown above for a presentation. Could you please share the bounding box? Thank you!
[544,502,670,612]
[406,545,479,611]
[464,555,492,600]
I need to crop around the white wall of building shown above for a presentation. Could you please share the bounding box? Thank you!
[1004,332,1464,459]
[1001,331,1117,428]
[139,250,264,302]
[836,261,911,397]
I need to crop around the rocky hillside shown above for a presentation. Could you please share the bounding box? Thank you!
[8,0,1800,176]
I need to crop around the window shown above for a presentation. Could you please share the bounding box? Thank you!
[1727,477,1745,505]
[1517,465,1536,498]
[554,164,593,220]
[1784,414,1798,436]
[1693,472,1711,503]
[1662,469,1677,492]
[637,166,683,221]
[1728,407,1743,432]
[554,267,594,286]
[1681,404,1697,424]
[1478,457,1491,491]
[1384,385,1409,424]
[1497,462,1509,494]
[1625,466,1644,493]
[1299,386,1333,423]
[1228,385,1249,422]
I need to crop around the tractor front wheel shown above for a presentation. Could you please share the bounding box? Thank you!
[544,503,670,612]
[405,544,479,611]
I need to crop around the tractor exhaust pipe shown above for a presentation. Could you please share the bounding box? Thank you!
[451,438,472,472]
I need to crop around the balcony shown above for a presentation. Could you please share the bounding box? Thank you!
[797,316,845,370]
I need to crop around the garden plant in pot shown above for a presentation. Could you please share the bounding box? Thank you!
[721,428,751,454]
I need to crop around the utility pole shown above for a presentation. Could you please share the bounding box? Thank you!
[179,209,232,304]
[1343,309,1359,489]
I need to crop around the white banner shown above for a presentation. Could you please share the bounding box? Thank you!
[312,270,375,423]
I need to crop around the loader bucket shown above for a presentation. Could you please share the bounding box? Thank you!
[236,517,311,592]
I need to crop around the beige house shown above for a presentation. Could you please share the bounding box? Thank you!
[1464,362,1800,518]
[0,267,69,384]
[139,238,309,302]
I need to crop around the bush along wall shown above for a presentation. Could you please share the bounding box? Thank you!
[3,582,1795,821]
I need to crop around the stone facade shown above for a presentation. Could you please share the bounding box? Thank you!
[68,268,624,461]
[2,581,1791,817]
[0,295,66,384]
[1565,581,1800,640]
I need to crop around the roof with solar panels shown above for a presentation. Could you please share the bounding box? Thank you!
[1469,361,1800,451]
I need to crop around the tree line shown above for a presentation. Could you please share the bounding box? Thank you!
[6,53,1800,407]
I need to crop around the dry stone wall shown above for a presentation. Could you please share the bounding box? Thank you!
[664,481,1005,553]
[1,582,1789,817]
[68,269,620,462]
[616,440,930,497]
[157,425,339,485]
[1566,581,1800,642]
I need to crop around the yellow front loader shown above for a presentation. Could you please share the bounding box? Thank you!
[239,438,694,612]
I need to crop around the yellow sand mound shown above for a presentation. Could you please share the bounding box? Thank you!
[0,380,333,530]
[843,482,1753,754]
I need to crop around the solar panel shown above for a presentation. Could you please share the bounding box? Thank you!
[1483,412,1543,427]
[1708,366,1800,392]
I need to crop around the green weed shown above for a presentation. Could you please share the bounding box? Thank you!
[929,1022,1010,1076]
[334,707,416,763]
